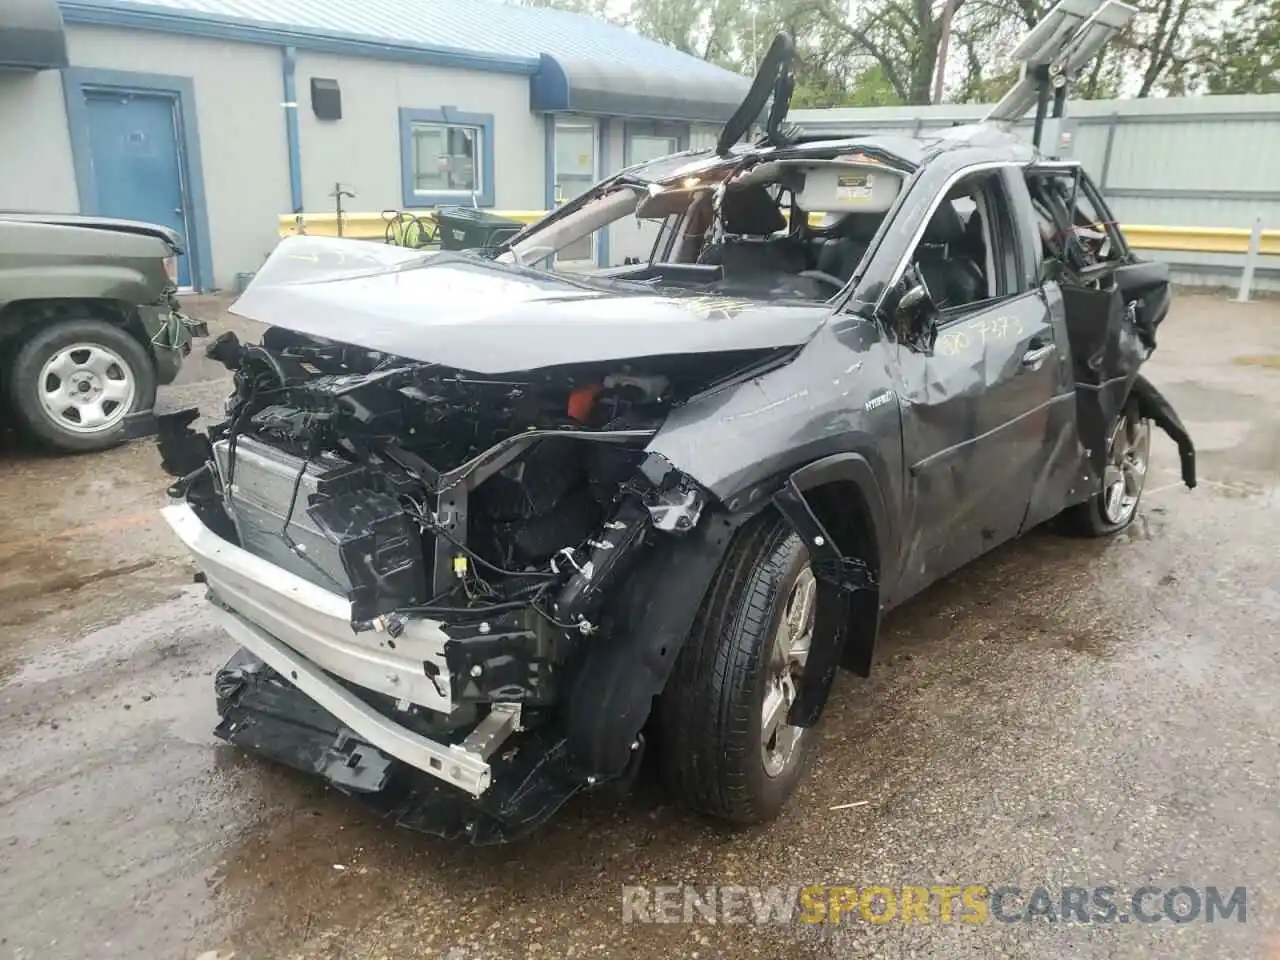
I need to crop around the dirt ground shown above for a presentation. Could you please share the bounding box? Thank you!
[0,292,1277,959]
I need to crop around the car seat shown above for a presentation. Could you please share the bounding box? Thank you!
[815,212,883,282]
[698,185,808,281]
[915,204,986,308]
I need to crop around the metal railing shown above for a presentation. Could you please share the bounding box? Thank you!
[277,211,1276,300]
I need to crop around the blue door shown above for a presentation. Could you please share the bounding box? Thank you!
[84,90,191,286]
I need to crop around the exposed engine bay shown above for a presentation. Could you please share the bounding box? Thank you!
[161,327,786,753]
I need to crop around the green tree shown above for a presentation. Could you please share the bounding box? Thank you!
[626,0,748,64]
[518,0,614,16]
[1197,0,1280,93]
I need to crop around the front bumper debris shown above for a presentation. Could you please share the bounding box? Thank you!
[215,645,589,844]
[141,300,204,384]
[163,502,527,799]
[213,605,499,796]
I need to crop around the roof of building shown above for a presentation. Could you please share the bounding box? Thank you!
[57,0,752,122]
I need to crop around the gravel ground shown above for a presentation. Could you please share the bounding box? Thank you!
[0,292,1276,960]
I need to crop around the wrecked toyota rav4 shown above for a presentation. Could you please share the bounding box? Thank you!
[155,22,1194,843]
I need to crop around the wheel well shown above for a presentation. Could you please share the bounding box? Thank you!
[793,478,883,677]
[0,299,153,369]
[802,479,880,579]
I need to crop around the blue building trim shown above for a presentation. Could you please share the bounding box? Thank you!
[281,45,303,213]
[59,0,539,75]
[529,52,742,123]
[61,66,215,292]
[596,117,610,267]
[530,54,570,112]
[399,106,496,209]
[60,3,748,123]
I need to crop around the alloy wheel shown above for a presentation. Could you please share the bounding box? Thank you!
[761,565,816,778]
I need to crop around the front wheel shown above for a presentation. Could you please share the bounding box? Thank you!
[658,513,826,824]
[7,318,157,453]
[1065,400,1151,536]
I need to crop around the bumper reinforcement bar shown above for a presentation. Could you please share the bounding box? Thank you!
[213,606,497,796]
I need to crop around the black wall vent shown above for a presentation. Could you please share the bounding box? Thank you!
[311,78,342,120]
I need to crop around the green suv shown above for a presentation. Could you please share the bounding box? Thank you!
[0,213,206,452]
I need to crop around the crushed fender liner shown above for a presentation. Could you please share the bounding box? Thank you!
[1130,374,1196,489]
[771,472,878,725]
[565,509,749,778]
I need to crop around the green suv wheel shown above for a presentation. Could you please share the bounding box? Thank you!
[9,318,156,453]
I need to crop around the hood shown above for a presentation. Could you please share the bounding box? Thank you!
[716,32,797,155]
[0,212,183,251]
[230,236,829,374]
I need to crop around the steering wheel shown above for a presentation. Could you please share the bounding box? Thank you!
[797,270,848,294]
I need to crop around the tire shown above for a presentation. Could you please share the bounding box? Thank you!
[659,512,825,824]
[1064,399,1151,537]
[8,317,156,453]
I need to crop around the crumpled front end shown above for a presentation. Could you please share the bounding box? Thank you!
[157,322,793,842]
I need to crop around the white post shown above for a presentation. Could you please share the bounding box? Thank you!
[1234,214,1264,304]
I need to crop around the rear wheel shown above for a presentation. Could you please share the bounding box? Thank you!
[1066,400,1151,536]
[7,318,156,453]
[659,513,824,824]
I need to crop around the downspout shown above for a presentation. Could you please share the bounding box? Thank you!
[543,113,557,269]
[596,117,610,267]
[543,113,557,211]
[282,45,303,213]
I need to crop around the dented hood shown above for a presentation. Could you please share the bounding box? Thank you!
[231,236,828,374]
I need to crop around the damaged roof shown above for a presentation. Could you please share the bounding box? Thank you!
[57,0,753,123]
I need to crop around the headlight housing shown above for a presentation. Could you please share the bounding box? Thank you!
[163,254,179,285]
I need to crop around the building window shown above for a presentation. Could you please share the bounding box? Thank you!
[399,107,494,208]
[624,121,688,166]
[413,122,480,194]
[629,134,678,164]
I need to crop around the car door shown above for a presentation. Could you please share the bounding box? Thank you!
[890,166,1071,600]
[1025,163,1173,331]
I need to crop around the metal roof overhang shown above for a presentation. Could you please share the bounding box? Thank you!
[531,54,750,123]
[0,0,69,70]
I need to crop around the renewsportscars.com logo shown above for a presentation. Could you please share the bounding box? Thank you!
[622,884,1248,925]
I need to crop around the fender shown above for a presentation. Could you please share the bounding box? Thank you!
[565,452,895,778]
[1128,374,1196,489]
[771,453,888,727]
[564,510,749,779]
[786,451,893,595]
[0,264,162,314]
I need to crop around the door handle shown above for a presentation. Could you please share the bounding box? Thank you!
[1021,343,1056,368]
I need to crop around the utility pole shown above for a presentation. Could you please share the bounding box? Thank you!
[932,0,957,104]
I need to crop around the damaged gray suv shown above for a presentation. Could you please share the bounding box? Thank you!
[153,22,1194,843]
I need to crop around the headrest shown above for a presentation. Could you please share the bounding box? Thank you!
[830,212,884,242]
[923,204,966,245]
[721,185,786,236]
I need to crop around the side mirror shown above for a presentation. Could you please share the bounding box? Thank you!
[890,266,939,354]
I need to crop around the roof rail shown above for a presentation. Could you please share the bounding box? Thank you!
[984,0,1136,154]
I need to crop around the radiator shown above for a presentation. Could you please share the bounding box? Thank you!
[212,436,352,592]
